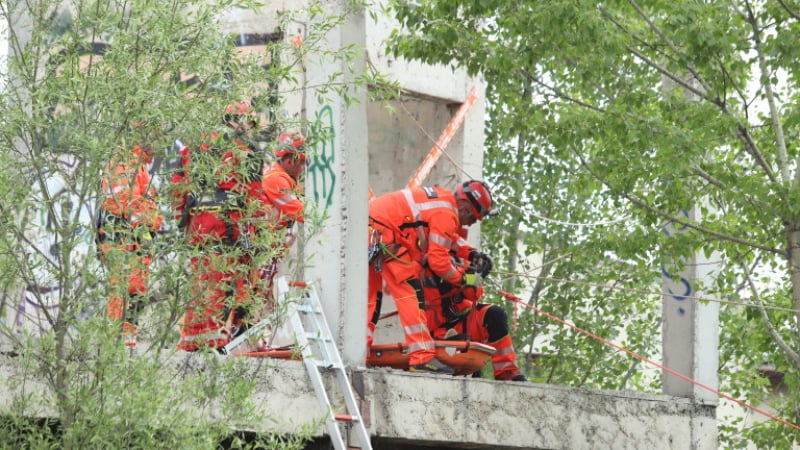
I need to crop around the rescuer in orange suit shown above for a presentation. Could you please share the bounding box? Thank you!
[97,128,163,347]
[262,132,305,228]
[172,101,272,352]
[367,180,496,374]
[256,131,306,306]
[419,255,528,382]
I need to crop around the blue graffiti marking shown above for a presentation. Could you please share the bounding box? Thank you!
[661,267,693,316]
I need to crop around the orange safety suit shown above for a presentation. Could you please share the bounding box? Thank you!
[257,161,305,299]
[367,186,475,366]
[420,270,524,381]
[262,161,304,229]
[171,132,271,351]
[98,144,163,326]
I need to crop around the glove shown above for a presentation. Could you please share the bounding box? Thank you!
[452,298,473,317]
[469,251,493,277]
[138,229,154,251]
[460,268,483,303]
[461,285,483,302]
[462,270,480,287]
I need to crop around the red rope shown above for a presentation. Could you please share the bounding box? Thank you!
[497,289,800,432]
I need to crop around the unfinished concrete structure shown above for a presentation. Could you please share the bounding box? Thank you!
[0,1,719,449]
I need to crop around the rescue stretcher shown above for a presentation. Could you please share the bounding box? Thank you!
[236,347,301,360]
[366,340,496,376]
[236,340,496,377]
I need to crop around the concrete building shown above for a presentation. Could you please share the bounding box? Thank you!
[0,1,719,449]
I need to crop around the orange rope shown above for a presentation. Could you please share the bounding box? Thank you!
[496,288,800,432]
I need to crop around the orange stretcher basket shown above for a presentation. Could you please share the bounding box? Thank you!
[235,340,495,377]
[234,348,301,360]
[367,340,496,376]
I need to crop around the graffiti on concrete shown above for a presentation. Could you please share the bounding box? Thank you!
[10,155,97,334]
[13,289,63,335]
[307,105,336,211]
[661,209,693,316]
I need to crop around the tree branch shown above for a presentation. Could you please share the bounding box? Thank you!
[776,0,800,20]
[743,0,791,183]
[736,254,800,369]
[690,164,727,190]
[521,69,606,113]
[574,145,785,255]
[623,0,714,95]
[604,1,779,184]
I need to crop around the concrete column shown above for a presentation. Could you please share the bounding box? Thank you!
[0,3,8,348]
[0,12,6,73]
[661,208,720,399]
[661,207,719,448]
[303,1,369,366]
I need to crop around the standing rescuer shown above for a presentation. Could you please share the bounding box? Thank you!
[259,131,306,297]
[171,100,271,352]
[367,180,496,374]
[263,132,305,226]
[97,126,163,347]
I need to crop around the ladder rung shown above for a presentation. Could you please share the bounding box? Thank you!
[334,413,357,422]
[320,363,342,370]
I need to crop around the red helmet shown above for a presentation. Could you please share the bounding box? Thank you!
[274,132,306,161]
[455,180,494,220]
[132,144,153,164]
[223,100,258,125]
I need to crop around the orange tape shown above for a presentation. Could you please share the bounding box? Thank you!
[407,85,479,189]
[368,86,479,199]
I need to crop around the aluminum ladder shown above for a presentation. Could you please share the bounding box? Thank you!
[278,277,372,450]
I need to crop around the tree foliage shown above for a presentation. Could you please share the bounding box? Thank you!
[386,0,800,446]
[0,0,383,448]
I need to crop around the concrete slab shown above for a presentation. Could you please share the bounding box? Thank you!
[0,353,715,449]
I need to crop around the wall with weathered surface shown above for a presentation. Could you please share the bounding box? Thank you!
[0,354,716,450]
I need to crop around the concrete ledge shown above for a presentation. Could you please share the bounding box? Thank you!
[0,353,715,449]
[360,367,714,450]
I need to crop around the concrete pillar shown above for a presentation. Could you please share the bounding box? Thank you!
[0,3,8,349]
[661,207,720,448]
[303,0,369,367]
[0,12,6,74]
